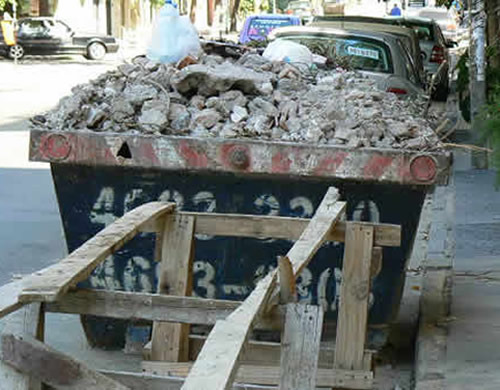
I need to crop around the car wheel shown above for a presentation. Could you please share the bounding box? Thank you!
[86,42,106,60]
[8,44,24,60]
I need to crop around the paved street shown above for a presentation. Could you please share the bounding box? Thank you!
[0,56,123,285]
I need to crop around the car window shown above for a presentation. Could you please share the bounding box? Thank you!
[18,20,50,38]
[247,18,297,41]
[404,22,434,41]
[50,20,72,37]
[397,39,418,84]
[278,34,393,73]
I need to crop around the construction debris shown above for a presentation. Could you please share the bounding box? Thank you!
[31,52,442,150]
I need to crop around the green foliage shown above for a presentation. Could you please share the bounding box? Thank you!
[435,0,453,7]
[479,83,500,186]
[239,0,254,17]
[0,0,15,12]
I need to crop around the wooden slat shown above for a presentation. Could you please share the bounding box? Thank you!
[19,202,176,303]
[334,222,374,371]
[188,335,374,371]
[45,289,249,325]
[151,214,195,362]
[278,256,296,304]
[0,334,131,390]
[181,273,277,390]
[143,362,372,389]
[181,187,346,390]
[102,370,281,390]
[141,212,401,247]
[0,303,44,390]
[0,279,26,320]
[279,304,323,390]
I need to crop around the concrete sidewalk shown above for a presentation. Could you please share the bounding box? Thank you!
[445,169,500,389]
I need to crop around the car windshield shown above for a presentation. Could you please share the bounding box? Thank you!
[278,34,393,73]
[247,18,297,41]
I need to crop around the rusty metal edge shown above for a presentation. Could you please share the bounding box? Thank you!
[29,129,452,186]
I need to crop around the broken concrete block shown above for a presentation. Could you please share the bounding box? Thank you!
[248,97,278,117]
[139,99,169,132]
[192,109,221,129]
[111,98,135,123]
[171,63,274,96]
[231,106,249,123]
[123,84,157,106]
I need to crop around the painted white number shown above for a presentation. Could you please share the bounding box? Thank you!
[123,256,154,293]
[193,261,216,299]
[352,200,380,223]
[192,191,217,240]
[290,196,314,218]
[90,187,117,226]
[158,190,184,209]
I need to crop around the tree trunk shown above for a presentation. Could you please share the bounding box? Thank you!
[190,0,197,23]
[230,0,240,31]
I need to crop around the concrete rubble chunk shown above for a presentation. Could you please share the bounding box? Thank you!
[171,63,274,96]
[33,52,442,150]
[248,97,279,117]
[139,99,169,132]
[192,109,221,129]
[123,84,158,106]
[231,106,249,123]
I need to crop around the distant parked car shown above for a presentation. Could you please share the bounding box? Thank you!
[312,15,451,101]
[239,14,301,44]
[414,7,459,42]
[269,26,424,97]
[285,1,314,24]
[311,17,426,88]
[0,17,119,60]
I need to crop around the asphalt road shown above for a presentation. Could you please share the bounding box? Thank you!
[0,54,124,285]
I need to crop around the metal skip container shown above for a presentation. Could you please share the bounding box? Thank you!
[29,129,451,348]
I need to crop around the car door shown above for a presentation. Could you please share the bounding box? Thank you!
[47,20,76,54]
[17,19,54,55]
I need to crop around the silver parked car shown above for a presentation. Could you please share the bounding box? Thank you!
[310,18,426,88]
[268,26,424,97]
[393,17,451,101]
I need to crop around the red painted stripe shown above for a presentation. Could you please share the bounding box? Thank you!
[363,155,394,179]
[313,152,348,175]
[179,140,208,168]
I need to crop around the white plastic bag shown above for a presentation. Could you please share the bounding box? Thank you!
[263,39,313,68]
[147,0,201,64]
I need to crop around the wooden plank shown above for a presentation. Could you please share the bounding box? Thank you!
[279,304,323,390]
[143,334,374,370]
[0,279,26,320]
[0,334,130,390]
[181,187,346,390]
[151,214,195,362]
[141,212,401,247]
[102,370,279,390]
[44,289,254,326]
[181,273,277,390]
[0,303,44,390]
[334,222,374,371]
[278,256,296,304]
[143,362,372,389]
[19,202,175,303]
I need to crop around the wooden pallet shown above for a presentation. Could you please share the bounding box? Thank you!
[0,186,401,390]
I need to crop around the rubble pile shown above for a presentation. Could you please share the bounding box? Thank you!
[32,53,442,150]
